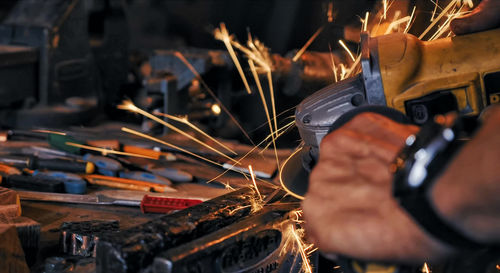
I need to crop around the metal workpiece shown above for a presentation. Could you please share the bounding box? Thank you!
[96,187,275,273]
[295,74,366,149]
[152,204,305,273]
[60,220,120,257]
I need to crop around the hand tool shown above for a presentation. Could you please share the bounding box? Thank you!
[119,171,173,186]
[0,155,94,174]
[0,163,22,175]
[17,190,141,206]
[280,28,500,273]
[284,27,500,198]
[0,129,50,142]
[84,174,177,192]
[140,195,202,213]
[30,146,122,174]
[32,170,87,194]
[146,166,193,182]
[1,174,65,193]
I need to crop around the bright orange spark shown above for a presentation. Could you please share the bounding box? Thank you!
[423,262,430,273]
[64,142,156,159]
[327,1,334,22]
[32,129,66,135]
[404,6,416,33]
[248,165,262,201]
[363,12,370,32]
[292,26,324,62]
[338,40,356,62]
[383,0,388,19]
[214,23,252,94]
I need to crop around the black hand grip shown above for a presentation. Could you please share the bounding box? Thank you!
[5,174,64,193]
[35,158,88,173]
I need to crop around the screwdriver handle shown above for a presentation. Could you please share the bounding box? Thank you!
[4,174,64,193]
[140,195,202,213]
[35,158,94,174]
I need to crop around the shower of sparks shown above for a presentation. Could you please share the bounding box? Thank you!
[207,119,295,184]
[248,165,262,201]
[384,15,411,34]
[404,6,417,33]
[121,127,223,167]
[260,119,296,152]
[280,210,314,273]
[64,142,156,159]
[345,55,361,79]
[291,224,313,273]
[292,26,325,62]
[173,51,255,146]
[422,262,430,273]
[154,111,237,156]
[338,40,356,62]
[363,12,370,32]
[327,1,334,22]
[428,4,469,41]
[248,59,280,168]
[419,0,458,40]
[339,63,347,81]
[32,129,66,135]
[214,23,253,95]
[118,100,240,165]
[221,27,281,169]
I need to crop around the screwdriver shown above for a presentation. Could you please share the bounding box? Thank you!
[32,171,87,194]
[0,155,94,174]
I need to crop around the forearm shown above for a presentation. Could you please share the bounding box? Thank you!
[431,107,500,243]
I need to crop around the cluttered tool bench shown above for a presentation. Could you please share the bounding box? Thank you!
[1,0,500,273]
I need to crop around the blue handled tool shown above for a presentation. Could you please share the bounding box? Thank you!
[147,167,193,183]
[83,154,122,171]
[33,170,87,194]
[118,171,172,186]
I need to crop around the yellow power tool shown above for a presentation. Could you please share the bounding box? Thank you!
[281,28,500,273]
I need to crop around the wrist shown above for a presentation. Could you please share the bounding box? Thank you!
[431,116,500,244]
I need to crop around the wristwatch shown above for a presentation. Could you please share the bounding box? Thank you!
[392,115,483,249]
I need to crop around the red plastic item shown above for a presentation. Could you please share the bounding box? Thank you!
[140,195,203,214]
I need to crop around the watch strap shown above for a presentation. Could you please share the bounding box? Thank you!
[399,193,484,249]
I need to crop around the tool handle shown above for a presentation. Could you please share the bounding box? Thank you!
[35,158,94,174]
[87,179,152,192]
[140,195,202,213]
[5,174,64,193]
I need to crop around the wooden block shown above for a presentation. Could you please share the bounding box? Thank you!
[0,187,21,220]
[0,224,29,273]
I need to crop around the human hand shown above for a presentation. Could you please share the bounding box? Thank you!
[302,113,453,263]
[450,0,500,35]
